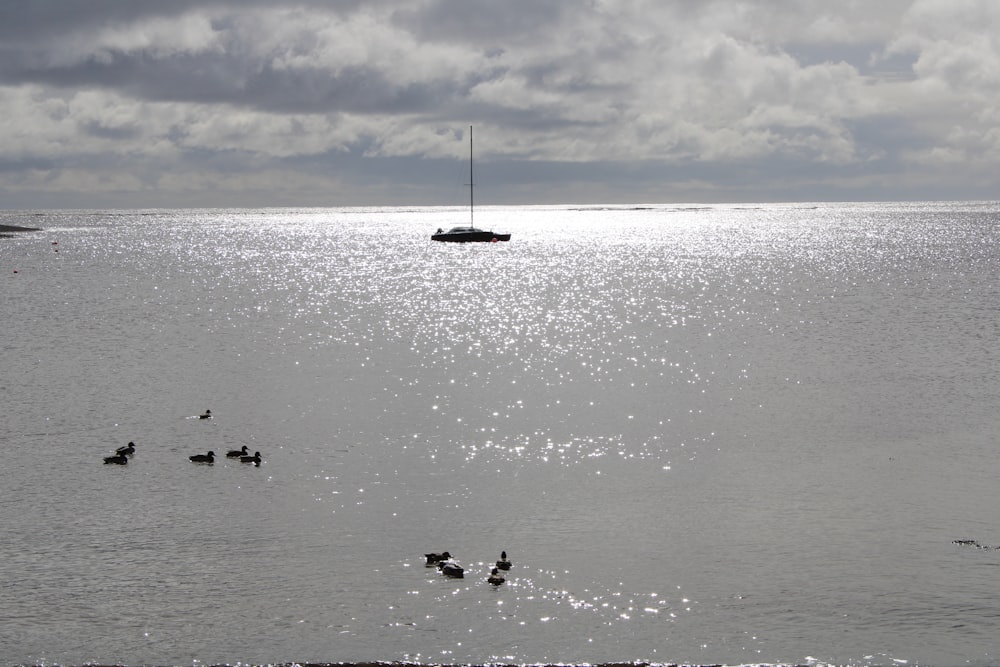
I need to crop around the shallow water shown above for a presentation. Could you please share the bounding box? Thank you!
[2,202,1000,666]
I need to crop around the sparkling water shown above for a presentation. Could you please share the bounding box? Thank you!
[2,202,999,666]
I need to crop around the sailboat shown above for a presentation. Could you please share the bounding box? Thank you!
[431,126,511,242]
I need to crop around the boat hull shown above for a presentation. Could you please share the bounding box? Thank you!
[431,230,510,243]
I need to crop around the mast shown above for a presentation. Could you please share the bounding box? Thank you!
[469,125,474,227]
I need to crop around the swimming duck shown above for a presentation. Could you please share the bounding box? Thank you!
[116,441,136,456]
[199,409,212,419]
[438,558,464,578]
[240,451,262,466]
[487,567,506,585]
[495,550,511,571]
[226,445,249,458]
[103,453,128,465]
[189,450,215,464]
[424,551,451,566]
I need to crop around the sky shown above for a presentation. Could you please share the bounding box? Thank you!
[1,0,998,208]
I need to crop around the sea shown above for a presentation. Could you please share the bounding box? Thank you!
[2,202,1000,667]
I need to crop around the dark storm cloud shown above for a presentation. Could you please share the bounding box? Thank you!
[0,1,432,113]
[394,0,568,43]
[2,49,474,115]
[0,1,185,36]
[0,0,367,37]
[0,0,534,126]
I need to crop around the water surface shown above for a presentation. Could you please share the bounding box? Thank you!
[2,202,1000,666]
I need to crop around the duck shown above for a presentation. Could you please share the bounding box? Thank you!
[199,409,212,419]
[424,551,451,566]
[116,441,136,456]
[103,453,129,465]
[226,445,249,458]
[240,451,262,466]
[487,567,506,586]
[438,557,464,578]
[495,550,511,571]
[189,451,215,464]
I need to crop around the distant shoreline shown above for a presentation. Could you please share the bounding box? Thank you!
[28,664,694,667]
[0,224,41,234]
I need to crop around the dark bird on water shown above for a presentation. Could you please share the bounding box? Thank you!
[495,550,511,570]
[438,558,464,578]
[227,445,249,458]
[424,551,451,566]
[103,453,128,465]
[241,451,262,466]
[116,441,136,456]
[189,451,215,464]
[199,409,212,419]
[487,567,506,585]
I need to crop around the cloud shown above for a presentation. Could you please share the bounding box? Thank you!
[1,0,999,206]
